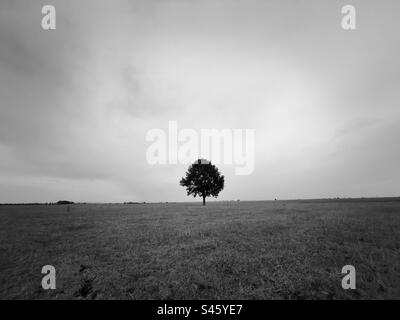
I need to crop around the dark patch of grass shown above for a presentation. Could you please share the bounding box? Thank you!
[74,279,93,298]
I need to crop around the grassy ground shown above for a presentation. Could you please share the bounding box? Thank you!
[0,199,399,299]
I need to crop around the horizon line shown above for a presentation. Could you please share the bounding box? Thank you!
[1,196,400,205]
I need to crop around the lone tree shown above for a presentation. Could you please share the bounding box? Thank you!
[180,159,225,206]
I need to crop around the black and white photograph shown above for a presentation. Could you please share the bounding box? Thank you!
[0,0,400,304]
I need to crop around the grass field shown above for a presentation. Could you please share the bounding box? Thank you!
[0,199,400,299]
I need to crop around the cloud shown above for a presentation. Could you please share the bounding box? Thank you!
[1,0,400,202]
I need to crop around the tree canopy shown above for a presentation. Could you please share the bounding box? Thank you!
[180,159,224,205]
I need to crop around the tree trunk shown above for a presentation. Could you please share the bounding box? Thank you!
[202,195,206,206]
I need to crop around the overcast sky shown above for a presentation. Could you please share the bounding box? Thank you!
[0,0,399,203]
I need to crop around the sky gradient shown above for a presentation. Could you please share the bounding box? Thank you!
[0,0,399,203]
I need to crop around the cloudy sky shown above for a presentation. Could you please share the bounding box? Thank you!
[0,0,399,203]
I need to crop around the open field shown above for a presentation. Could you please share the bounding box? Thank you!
[0,199,400,299]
